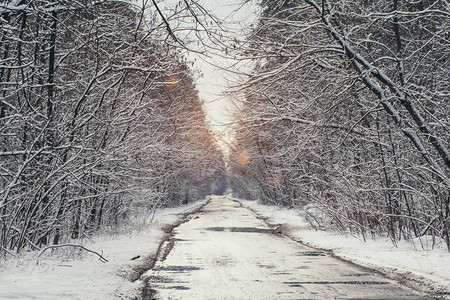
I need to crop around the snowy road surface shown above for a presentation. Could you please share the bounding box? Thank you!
[143,196,424,299]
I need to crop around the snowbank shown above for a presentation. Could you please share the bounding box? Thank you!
[0,198,208,300]
[237,198,450,297]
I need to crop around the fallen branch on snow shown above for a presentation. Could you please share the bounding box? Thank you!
[38,244,108,263]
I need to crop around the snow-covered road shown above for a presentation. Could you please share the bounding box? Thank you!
[142,196,424,299]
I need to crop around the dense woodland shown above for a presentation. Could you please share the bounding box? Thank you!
[1,0,449,256]
[229,0,449,249]
[0,0,226,256]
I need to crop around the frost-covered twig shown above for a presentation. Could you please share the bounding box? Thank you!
[0,246,17,258]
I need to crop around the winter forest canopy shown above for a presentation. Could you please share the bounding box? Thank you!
[1,0,449,257]
[228,0,450,250]
[0,0,227,255]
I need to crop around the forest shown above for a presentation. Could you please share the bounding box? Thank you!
[229,0,449,250]
[1,0,449,257]
[0,0,226,256]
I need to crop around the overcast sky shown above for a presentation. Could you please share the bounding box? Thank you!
[163,0,259,130]
[191,0,258,126]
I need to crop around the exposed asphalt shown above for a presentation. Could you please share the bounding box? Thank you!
[141,196,429,299]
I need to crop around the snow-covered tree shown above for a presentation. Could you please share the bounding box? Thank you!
[0,0,225,255]
[230,0,449,249]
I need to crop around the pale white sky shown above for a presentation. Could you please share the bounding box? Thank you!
[190,0,259,128]
[154,0,259,147]
[170,0,259,130]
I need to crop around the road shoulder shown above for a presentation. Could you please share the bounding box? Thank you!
[235,197,450,298]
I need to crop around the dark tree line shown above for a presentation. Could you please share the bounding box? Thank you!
[229,0,449,249]
[0,0,226,256]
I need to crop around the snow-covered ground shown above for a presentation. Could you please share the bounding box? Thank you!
[237,198,450,297]
[0,198,208,300]
[1,195,449,299]
[147,196,419,299]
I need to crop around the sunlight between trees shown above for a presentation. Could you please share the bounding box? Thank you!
[1,0,449,256]
[0,0,226,256]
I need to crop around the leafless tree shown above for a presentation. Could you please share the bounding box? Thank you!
[229,0,449,249]
[0,0,226,256]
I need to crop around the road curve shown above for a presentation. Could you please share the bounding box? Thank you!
[142,196,426,299]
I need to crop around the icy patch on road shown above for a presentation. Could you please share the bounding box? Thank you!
[0,198,208,300]
[237,198,450,296]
